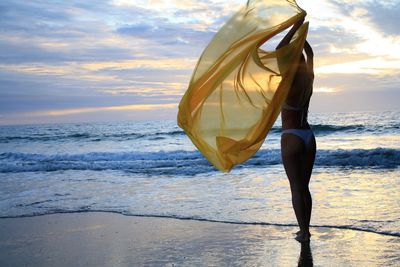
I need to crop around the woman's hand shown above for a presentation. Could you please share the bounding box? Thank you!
[276,15,305,50]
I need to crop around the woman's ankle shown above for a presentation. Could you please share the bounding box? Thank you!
[297,229,311,236]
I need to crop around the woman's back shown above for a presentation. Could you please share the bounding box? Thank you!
[281,50,314,129]
[285,54,314,108]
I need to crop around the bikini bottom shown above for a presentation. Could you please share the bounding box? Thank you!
[281,128,314,146]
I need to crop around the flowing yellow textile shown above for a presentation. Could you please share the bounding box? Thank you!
[177,0,308,172]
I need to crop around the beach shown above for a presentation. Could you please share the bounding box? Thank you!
[1,212,399,267]
[2,0,400,265]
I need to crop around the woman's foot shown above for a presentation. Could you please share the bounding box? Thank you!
[295,230,311,242]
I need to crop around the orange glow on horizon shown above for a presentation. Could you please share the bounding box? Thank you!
[22,103,178,117]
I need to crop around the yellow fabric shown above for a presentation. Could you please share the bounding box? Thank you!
[177,0,308,172]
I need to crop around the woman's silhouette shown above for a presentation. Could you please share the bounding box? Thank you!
[276,17,316,242]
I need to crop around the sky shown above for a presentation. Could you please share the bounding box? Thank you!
[0,0,399,125]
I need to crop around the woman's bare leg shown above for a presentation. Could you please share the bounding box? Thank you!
[302,134,316,228]
[281,133,316,234]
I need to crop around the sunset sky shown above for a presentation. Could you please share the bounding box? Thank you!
[0,0,399,125]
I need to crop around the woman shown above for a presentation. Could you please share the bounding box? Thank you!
[276,17,316,243]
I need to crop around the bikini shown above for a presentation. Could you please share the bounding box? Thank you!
[281,102,314,145]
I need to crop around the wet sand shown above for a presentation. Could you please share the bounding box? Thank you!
[0,212,399,266]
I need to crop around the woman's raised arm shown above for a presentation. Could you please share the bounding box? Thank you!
[275,16,305,50]
[304,40,314,70]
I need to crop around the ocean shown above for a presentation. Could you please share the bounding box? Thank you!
[0,110,399,238]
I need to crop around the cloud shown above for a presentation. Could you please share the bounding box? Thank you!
[314,87,340,93]
[116,22,214,48]
[297,0,400,94]
[0,0,399,125]
[365,2,400,35]
[316,58,400,75]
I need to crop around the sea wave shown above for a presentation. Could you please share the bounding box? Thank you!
[1,123,398,143]
[0,130,183,142]
[0,148,398,174]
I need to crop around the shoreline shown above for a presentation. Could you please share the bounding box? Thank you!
[1,210,399,238]
[1,212,399,266]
